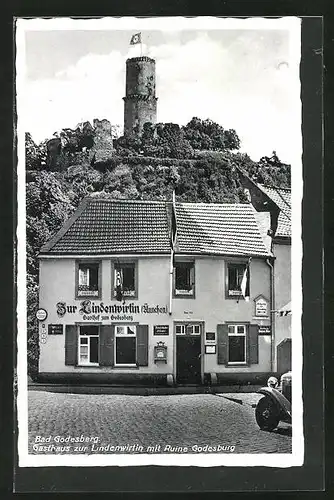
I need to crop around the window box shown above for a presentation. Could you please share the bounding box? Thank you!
[174,261,195,298]
[113,261,138,300]
[75,260,101,299]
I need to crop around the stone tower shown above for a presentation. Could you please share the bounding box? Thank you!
[123,56,158,136]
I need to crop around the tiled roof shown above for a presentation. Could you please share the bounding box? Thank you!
[40,197,272,257]
[257,185,291,238]
[41,199,171,255]
[175,203,270,257]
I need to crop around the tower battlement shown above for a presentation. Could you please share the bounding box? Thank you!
[126,56,156,64]
[123,56,158,136]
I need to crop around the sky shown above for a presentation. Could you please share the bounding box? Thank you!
[19,18,301,163]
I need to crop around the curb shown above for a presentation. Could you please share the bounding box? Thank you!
[215,394,262,408]
[28,383,262,396]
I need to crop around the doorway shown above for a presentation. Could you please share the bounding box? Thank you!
[175,323,202,385]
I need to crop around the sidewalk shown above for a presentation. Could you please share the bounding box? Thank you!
[28,381,262,396]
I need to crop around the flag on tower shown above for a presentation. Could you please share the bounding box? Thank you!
[130,32,141,45]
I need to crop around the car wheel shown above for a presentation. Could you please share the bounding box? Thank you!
[255,396,280,431]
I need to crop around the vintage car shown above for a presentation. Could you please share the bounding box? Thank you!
[255,371,292,431]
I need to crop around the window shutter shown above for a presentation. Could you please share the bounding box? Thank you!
[248,324,259,364]
[217,324,228,365]
[99,325,115,366]
[65,325,77,365]
[137,325,149,366]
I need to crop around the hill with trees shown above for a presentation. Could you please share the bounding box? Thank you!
[25,117,291,376]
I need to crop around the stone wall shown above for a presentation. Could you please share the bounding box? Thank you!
[89,118,114,164]
[45,119,114,170]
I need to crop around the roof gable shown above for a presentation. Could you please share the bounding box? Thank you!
[257,185,291,238]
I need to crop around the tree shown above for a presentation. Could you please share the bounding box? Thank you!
[25,133,47,170]
[256,151,291,187]
[183,117,240,151]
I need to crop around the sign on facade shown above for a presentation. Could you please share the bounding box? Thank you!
[48,324,64,335]
[258,325,271,335]
[153,325,169,335]
[254,296,269,317]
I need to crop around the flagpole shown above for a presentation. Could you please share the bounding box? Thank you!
[169,191,177,316]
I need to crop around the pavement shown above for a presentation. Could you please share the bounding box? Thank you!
[28,391,292,455]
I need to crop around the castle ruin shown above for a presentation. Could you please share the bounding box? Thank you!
[123,56,158,136]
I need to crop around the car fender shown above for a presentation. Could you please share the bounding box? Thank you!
[257,387,291,421]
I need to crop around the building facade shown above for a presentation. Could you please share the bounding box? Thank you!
[237,169,292,374]
[37,196,278,386]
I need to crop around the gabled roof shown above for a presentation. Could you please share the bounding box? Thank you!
[40,198,171,255]
[235,167,291,240]
[257,185,291,238]
[40,196,272,257]
[175,203,270,257]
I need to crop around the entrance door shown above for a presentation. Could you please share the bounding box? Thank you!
[176,324,202,384]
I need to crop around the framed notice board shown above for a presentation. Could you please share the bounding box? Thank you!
[48,324,63,335]
[153,325,169,335]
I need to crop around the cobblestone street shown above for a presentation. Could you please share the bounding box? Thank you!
[28,391,291,455]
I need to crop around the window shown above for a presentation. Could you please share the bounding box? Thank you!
[77,262,100,297]
[174,262,195,297]
[175,324,200,335]
[78,326,99,365]
[228,324,246,364]
[227,262,249,298]
[114,263,137,299]
[115,325,137,366]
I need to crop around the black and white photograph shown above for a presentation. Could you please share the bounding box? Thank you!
[16,16,303,468]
